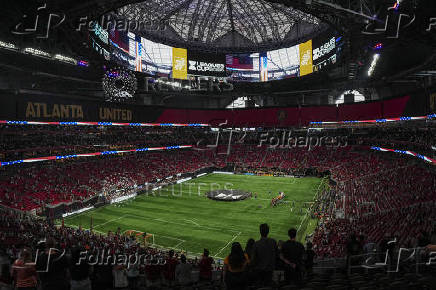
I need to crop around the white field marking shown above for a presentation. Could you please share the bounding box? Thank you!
[94,215,126,229]
[154,234,185,242]
[214,231,242,258]
[174,240,185,248]
[124,213,241,234]
[152,187,302,201]
[297,209,310,232]
[184,219,200,226]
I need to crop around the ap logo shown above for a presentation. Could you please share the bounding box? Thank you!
[362,4,415,38]
[12,3,66,39]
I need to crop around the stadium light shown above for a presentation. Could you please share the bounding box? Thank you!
[368,54,380,76]
[24,47,51,58]
[54,54,77,65]
[0,40,18,50]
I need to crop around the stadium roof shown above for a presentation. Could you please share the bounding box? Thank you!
[110,0,328,52]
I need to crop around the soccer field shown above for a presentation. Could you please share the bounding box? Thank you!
[63,174,322,259]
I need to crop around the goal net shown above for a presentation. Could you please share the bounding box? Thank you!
[123,230,155,246]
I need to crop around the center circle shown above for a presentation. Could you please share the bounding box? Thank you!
[206,189,251,202]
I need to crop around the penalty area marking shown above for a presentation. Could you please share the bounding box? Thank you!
[184,219,200,226]
[93,215,127,229]
[297,209,310,232]
[122,229,186,246]
[213,231,242,258]
[140,215,241,233]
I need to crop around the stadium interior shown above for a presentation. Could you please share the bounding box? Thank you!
[0,0,435,289]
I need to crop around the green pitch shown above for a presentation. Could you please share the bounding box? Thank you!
[63,174,321,259]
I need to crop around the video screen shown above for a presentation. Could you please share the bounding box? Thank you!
[107,29,338,82]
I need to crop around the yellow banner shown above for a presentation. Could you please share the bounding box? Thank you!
[172,47,188,80]
[430,92,436,112]
[299,40,313,77]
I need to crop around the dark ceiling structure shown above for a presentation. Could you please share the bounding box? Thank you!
[0,0,435,109]
[109,0,327,53]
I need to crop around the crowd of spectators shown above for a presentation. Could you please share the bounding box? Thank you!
[351,126,435,154]
[0,125,215,161]
[211,144,435,260]
[1,124,435,265]
[0,209,318,290]
[0,150,220,211]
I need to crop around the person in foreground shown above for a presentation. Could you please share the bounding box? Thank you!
[11,248,37,290]
[251,223,278,286]
[36,238,69,290]
[280,228,305,286]
[199,249,214,282]
[175,254,192,286]
[224,242,250,290]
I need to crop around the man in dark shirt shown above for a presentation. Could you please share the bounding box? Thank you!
[70,246,91,290]
[280,228,305,286]
[251,223,277,287]
[36,238,69,290]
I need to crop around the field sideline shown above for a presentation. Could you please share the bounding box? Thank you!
[63,174,321,259]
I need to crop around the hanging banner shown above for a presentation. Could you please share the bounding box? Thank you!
[299,39,313,76]
[430,92,436,112]
[172,47,188,80]
[259,52,268,82]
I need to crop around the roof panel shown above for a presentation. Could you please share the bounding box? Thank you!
[115,0,323,51]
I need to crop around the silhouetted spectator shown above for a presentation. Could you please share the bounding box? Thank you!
[280,228,305,286]
[224,242,249,290]
[175,255,192,286]
[36,238,69,290]
[251,224,277,287]
[163,249,178,286]
[70,247,92,290]
[199,249,214,282]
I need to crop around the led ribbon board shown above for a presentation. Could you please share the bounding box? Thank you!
[0,120,209,127]
[310,115,435,125]
[0,145,193,168]
[371,147,436,164]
